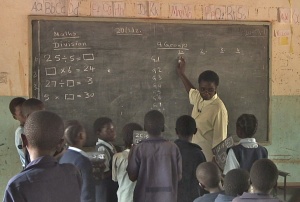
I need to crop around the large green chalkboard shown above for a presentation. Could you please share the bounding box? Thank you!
[30,17,271,145]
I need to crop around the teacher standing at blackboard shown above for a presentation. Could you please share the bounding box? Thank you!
[176,57,228,161]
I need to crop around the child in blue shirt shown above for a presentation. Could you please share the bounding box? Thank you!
[223,114,268,174]
[215,169,250,202]
[59,120,95,202]
[233,159,282,202]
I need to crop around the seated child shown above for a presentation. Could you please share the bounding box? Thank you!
[9,97,27,168]
[174,115,206,202]
[233,159,282,202]
[215,169,250,202]
[3,111,82,202]
[193,162,224,202]
[112,123,143,202]
[127,110,182,202]
[223,114,268,174]
[94,117,118,202]
[59,120,95,202]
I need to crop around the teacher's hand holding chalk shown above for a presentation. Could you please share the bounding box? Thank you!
[177,56,186,75]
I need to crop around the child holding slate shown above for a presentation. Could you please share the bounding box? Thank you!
[174,115,206,202]
[94,117,118,202]
[127,110,182,202]
[223,114,268,175]
[112,123,142,202]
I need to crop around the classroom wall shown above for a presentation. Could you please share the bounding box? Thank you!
[1,0,300,195]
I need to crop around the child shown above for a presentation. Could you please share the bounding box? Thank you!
[112,123,143,202]
[174,115,206,202]
[3,111,82,202]
[94,117,118,202]
[59,120,95,202]
[233,159,282,202]
[9,97,27,168]
[193,162,224,202]
[21,98,45,118]
[223,114,268,174]
[177,57,228,161]
[127,110,182,202]
[215,169,250,202]
[20,98,45,165]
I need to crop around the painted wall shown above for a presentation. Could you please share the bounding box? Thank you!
[1,0,300,196]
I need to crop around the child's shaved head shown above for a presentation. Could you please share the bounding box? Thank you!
[196,162,221,189]
[250,159,278,193]
[24,111,64,151]
[224,169,250,196]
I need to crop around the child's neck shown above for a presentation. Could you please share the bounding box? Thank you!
[207,183,223,193]
[28,148,55,161]
[178,135,192,142]
[252,187,271,194]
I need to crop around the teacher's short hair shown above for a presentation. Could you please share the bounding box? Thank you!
[198,70,219,86]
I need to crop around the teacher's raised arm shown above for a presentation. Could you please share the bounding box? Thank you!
[176,57,228,161]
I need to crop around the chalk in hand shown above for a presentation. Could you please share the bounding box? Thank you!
[178,56,183,64]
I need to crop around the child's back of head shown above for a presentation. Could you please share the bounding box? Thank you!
[176,115,197,141]
[236,114,257,138]
[24,111,64,152]
[64,120,86,148]
[196,162,222,191]
[250,159,278,194]
[224,169,250,196]
[22,98,44,118]
[144,110,164,136]
[122,123,143,149]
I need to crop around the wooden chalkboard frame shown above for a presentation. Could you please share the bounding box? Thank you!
[29,16,272,145]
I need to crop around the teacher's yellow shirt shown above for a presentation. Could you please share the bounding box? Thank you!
[189,88,228,161]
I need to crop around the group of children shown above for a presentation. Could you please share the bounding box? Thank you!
[4,97,283,202]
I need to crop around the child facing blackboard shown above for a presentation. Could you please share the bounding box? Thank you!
[223,114,268,175]
[127,110,182,202]
[112,123,142,202]
[174,115,206,202]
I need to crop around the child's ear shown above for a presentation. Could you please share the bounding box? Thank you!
[12,114,17,120]
[194,128,197,135]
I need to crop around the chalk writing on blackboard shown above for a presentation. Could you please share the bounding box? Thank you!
[212,136,234,170]
[133,130,149,145]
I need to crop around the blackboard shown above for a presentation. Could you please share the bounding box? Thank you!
[30,17,270,146]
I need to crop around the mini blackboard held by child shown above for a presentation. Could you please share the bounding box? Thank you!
[133,130,149,145]
[212,136,234,170]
